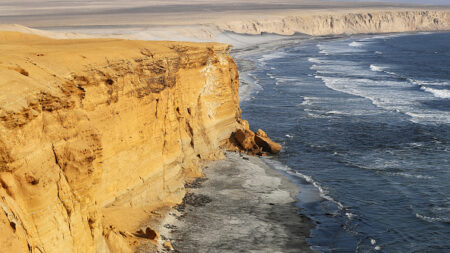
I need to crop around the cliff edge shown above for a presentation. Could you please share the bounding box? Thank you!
[218,9,450,36]
[0,32,277,252]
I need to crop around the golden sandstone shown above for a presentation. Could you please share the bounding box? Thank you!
[0,32,276,252]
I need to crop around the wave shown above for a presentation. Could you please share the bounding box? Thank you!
[258,51,287,63]
[416,213,450,223]
[275,77,297,86]
[239,72,264,102]
[369,64,387,72]
[349,41,363,47]
[408,79,449,86]
[364,67,450,100]
[308,57,327,64]
[389,172,434,180]
[266,72,276,79]
[317,42,364,55]
[326,110,350,115]
[313,73,450,124]
[264,158,345,210]
[346,212,357,220]
[299,96,318,106]
[420,87,450,99]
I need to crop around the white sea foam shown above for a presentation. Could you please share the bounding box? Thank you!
[326,110,350,115]
[266,72,276,79]
[371,33,405,40]
[349,41,363,47]
[346,212,357,219]
[275,78,296,86]
[294,171,345,210]
[299,96,318,106]
[409,79,449,86]
[239,72,263,102]
[317,41,365,55]
[313,73,450,124]
[311,60,378,78]
[390,172,434,179]
[308,57,326,64]
[258,51,287,63]
[369,64,387,72]
[420,87,450,99]
[263,158,345,210]
[416,213,450,223]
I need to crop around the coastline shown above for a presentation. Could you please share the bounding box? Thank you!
[1,1,449,250]
[154,152,315,252]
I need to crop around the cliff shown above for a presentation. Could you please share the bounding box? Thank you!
[0,31,278,252]
[1,9,449,44]
[219,9,450,36]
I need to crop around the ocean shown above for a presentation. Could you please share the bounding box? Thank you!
[236,32,450,252]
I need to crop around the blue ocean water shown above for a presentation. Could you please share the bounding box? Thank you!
[238,32,450,252]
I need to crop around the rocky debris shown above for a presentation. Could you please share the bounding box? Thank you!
[175,192,212,212]
[234,128,260,152]
[255,129,282,154]
[184,177,208,189]
[232,120,282,155]
[163,224,177,230]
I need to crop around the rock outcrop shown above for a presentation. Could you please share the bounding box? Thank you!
[0,31,269,252]
[232,120,281,155]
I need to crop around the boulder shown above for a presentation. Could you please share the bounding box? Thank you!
[233,126,282,155]
[233,129,258,151]
[254,129,282,154]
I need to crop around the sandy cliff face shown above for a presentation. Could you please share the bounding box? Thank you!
[219,10,450,36]
[1,9,449,44]
[0,32,248,252]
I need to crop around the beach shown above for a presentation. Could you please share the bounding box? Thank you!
[152,152,315,253]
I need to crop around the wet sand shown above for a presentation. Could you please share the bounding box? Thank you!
[153,152,315,252]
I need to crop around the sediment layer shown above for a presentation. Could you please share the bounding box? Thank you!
[0,31,255,252]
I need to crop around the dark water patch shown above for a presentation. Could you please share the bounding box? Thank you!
[236,32,450,252]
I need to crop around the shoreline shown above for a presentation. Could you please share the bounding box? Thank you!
[0,12,448,250]
[153,152,315,252]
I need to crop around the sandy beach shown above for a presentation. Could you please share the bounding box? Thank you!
[151,152,315,253]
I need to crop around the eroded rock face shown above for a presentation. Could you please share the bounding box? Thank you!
[220,10,450,36]
[0,32,252,253]
[255,129,282,154]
